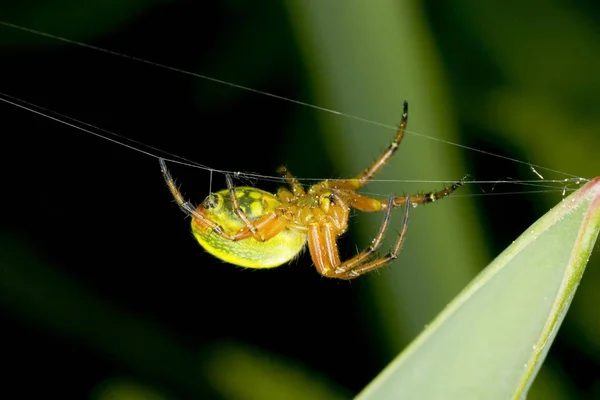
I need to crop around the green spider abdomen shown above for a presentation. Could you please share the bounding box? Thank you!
[192,187,307,268]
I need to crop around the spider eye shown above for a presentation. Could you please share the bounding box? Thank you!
[203,193,220,209]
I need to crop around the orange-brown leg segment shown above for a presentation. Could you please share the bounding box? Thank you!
[278,166,305,197]
[354,101,409,187]
[346,177,466,214]
[227,211,289,242]
[224,174,292,242]
[332,197,395,273]
[307,223,342,277]
[392,177,467,208]
[327,101,409,191]
[308,197,411,280]
[338,198,411,279]
[225,174,266,241]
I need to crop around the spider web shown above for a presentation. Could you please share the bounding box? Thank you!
[0,20,589,200]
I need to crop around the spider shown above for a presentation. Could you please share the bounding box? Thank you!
[160,101,464,279]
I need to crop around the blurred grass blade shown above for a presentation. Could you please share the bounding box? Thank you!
[202,341,350,400]
[357,177,600,400]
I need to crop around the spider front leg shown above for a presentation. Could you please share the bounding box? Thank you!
[327,101,409,191]
[354,101,409,187]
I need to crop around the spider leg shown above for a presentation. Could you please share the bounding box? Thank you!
[225,174,268,241]
[308,197,411,280]
[277,166,305,196]
[223,174,293,242]
[307,222,342,277]
[333,197,395,273]
[228,211,290,242]
[161,159,289,242]
[326,101,409,191]
[159,158,235,240]
[346,177,466,213]
[336,198,411,279]
[354,101,409,186]
[392,177,467,207]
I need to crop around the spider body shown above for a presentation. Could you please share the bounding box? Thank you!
[160,102,464,279]
[192,187,306,268]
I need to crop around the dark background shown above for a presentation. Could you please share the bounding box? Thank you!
[1,1,600,399]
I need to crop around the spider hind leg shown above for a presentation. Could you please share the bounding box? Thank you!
[336,197,411,280]
[224,174,290,242]
[159,158,234,240]
[309,197,411,280]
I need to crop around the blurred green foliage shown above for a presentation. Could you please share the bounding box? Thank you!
[0,0,599,399]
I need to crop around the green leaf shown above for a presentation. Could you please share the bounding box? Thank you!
[357,177,600,400]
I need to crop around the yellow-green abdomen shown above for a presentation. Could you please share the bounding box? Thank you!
[192,187,307,269]
[193,227,306,268]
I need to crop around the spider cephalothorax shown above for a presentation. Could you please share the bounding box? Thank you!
[160,102,463,279]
